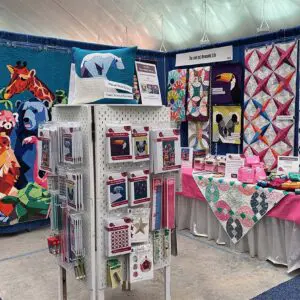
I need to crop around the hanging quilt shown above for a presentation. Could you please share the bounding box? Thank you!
[0,44,71,226]
[192,173,290,243]
[212,106,241,144]
[188,121,210,154]
[186,66,210,121]
[211,63,243,105]
[167,69,187,122]
[243,41,297,170]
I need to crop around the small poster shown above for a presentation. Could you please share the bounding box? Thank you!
[225,154,244,179]
[277,156,299,175]
[135,61,162,106]
[212,106,241,144]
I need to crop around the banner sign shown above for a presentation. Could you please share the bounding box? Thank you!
[175,45,233,67]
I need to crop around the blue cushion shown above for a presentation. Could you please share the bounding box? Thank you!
[72,46,137,104]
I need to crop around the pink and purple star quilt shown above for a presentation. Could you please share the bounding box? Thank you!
[243,41,297,170]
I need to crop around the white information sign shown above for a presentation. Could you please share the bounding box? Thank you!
[175,45,233,67]
[135,61,162,106]
[225,154,244,179]
[277,156,299,175]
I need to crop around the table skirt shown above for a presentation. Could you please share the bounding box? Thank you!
[177,195,300,273]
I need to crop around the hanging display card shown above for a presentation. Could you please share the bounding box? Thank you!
[105,217,132,257]
[225,154,244,179]
[277,156,299,175]
[135,61,162,106]
[132,126,150,161]
[150,128,181,174]
[129,244,154,283]
[106,125,132,163]
[128,170,150,206]
[151,176,163,231]
[163,177,176,229]
[181,147,193,168]
[128,207,150,243]
[106,172,128,210]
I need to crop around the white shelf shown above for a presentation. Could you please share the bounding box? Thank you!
[55,104,164,108]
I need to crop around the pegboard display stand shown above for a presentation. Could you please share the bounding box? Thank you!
[52,104,173,300]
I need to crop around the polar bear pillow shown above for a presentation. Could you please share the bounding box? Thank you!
[71,46,137,104]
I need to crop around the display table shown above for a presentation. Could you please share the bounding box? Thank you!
[176,167,300,273]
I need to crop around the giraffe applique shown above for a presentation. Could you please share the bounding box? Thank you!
[3,61,54,107]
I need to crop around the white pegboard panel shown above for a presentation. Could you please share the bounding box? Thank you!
[94,105,172,290]
[52,105,96,299]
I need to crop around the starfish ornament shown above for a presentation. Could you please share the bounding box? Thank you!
[273,71,295,95]
[134,217,148,234]
[271,123,293,147]
[254,47,273,72]
[272,98,294,121]
[252,73,272,97]
[275,43,296,70]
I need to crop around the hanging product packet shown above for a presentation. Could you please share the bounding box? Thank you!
[106,172,128,210]
[128,169,150,206]
[150,128,181,174]
[128,207,150,243]
[131,125,150,161]
[106,124,133,163]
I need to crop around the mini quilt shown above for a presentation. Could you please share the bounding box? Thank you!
[211,63,243,105]
[193,174,290,243]
[186,67,210,121]
[188,121,210,154]
[167,69,187,122]
[212,106,241,144]
[243,41,297,170]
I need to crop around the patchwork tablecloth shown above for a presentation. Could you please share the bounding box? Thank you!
[192,173,292,243]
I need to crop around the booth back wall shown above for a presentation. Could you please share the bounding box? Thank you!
[167,27,300,156]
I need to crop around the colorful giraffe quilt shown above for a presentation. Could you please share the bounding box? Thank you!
[243,41,297,170]
[186,66,210,122]
[0,44,71,226]
[193,173,290,243]
[167,69,187,122]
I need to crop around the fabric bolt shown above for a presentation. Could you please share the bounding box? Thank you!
[192,173,293,243]
[186,66,210,121]
[167,69,187,122]
[243,41,297,170]
[211,63,243,105]
[188,121,210,154]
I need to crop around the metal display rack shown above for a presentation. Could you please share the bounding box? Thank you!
[52,104,173,300]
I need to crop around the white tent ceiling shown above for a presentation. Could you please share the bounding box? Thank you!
[1,0,300,51]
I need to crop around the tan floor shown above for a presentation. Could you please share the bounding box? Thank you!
[0,228,297,300]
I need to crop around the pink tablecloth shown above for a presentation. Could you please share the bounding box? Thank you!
[177,167,300,225]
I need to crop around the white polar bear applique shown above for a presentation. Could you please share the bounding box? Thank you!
[80,53,125,78]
